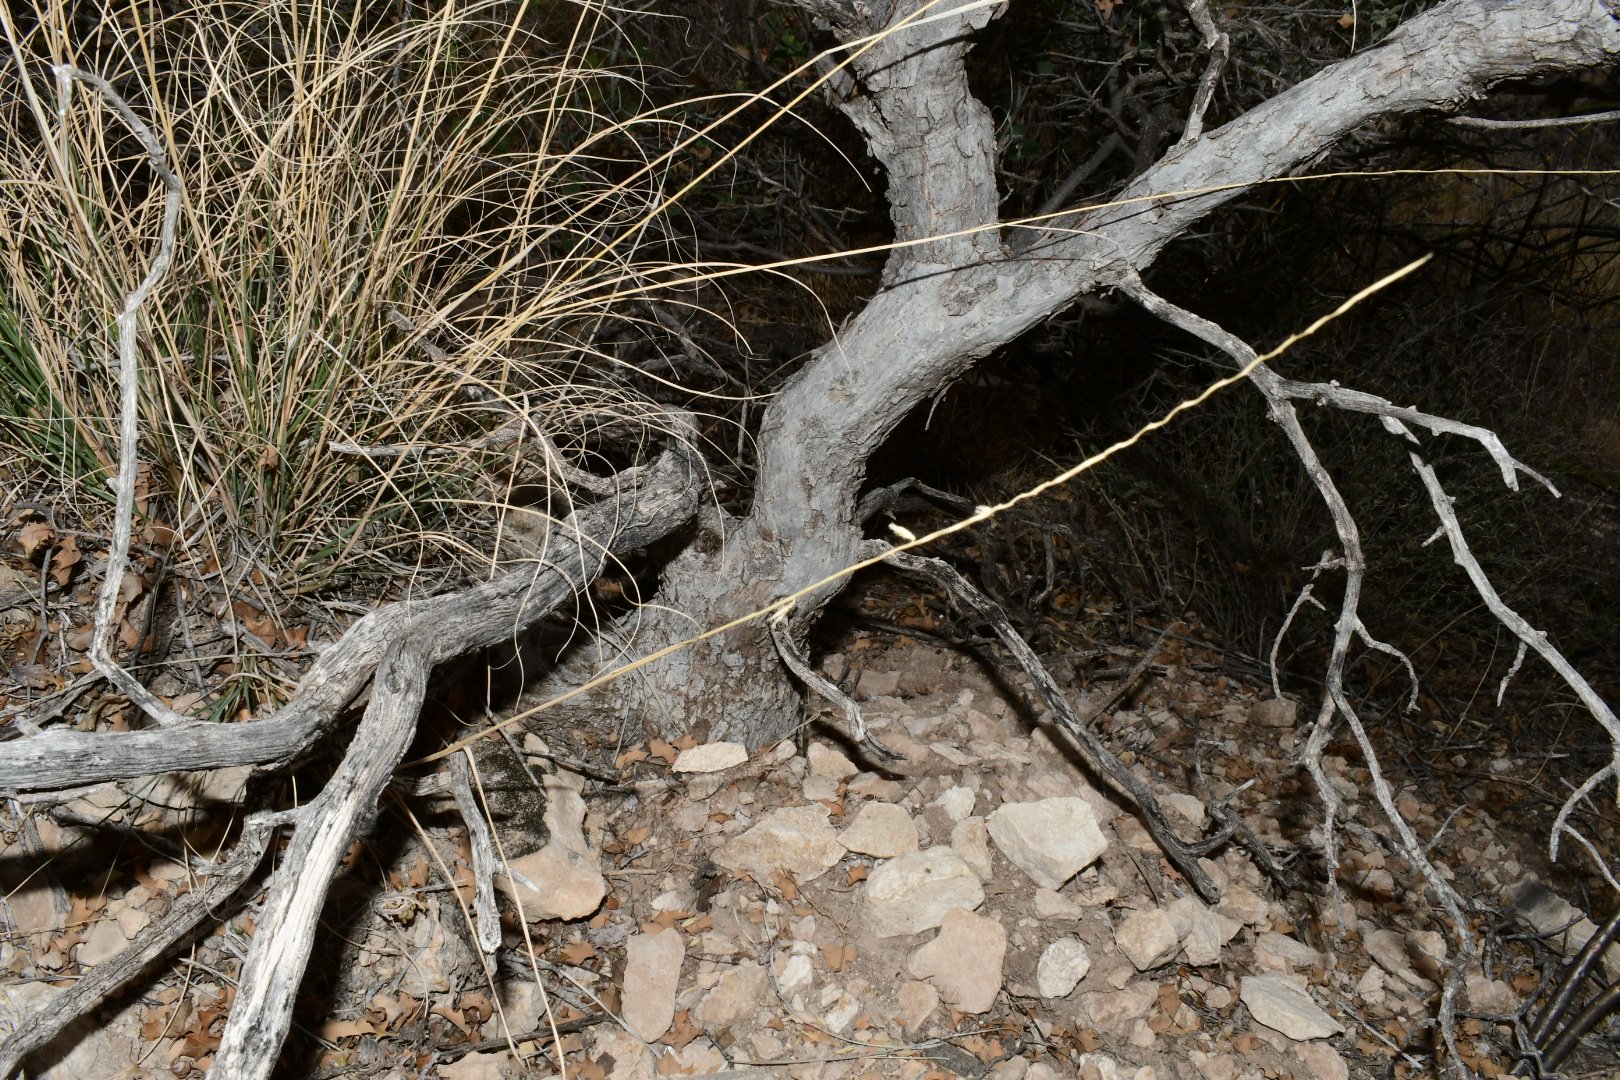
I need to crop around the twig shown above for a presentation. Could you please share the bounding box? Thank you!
[1449,108,1620,130]
[1176,0,1230,147]
[449,750,502,959]
[48,65,189,729]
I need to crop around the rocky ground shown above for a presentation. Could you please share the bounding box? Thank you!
[5,587,1619,1079]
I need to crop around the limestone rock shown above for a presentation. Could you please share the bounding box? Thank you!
[1240,974,1343,1040]
[839,802,919,858]
[672,741,747,774]
[986,798,1107,890]
[622,929,684,1041]
[715,805,843,883]
[908,907,1007,1013]
[863,847,985,938]
[934,785,977,821]
[1254,931,1323,974]
[1168,895,1240,968]
[1293,1041,1350,1080]
[951,816,993,880]
[498,777,606,921]
[808,742,858,780]
[1034,888,1083,920]
[1036,937,1091,999]
[1079,980,1157,1035]
[694,961,768,1029]
[1365,928,1433,990]
[897,979,939,1034]
[1115,908,1179,971]
[1251,697,1298,728]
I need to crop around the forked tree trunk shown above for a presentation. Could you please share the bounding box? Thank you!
[600,0,1620,749]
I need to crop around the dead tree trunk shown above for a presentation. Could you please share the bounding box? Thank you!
[606,0,1620,748]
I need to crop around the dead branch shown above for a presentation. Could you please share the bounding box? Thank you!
[43,65,189,729]
[880,547,1224,904]
[1117,272,1482,1074]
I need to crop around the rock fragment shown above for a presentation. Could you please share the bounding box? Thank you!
[1036,937,1091,999]
[1115,908,1179,971]
[1168,895,1239,967]
[897,979,939,1033]
[715,805,843,883]
[622,929,684,1041]
[839,802,919,858]
[1251,697,1298,727]
[1293,1041,1350,1080]
[986,798,1107,889]
[672,741,747,774]
[951,816,993,880]
[863,847,985,937]
[694,961,768,1029]
[908,907,1007,1013]
[1239,974,1343,1040]
[807,742,858,780]
[498,777,606,920]
[1079,981,1158,1036]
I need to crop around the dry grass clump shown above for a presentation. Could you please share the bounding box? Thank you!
[0,0,697,594]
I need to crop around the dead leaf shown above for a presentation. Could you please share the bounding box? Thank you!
[615,745,649,768]
[16,521,52,558]
[49,536,81,586]
[561,940,595,965]
[648,738,678,765]
[665,1008,701,1049]
[231,601,279,645]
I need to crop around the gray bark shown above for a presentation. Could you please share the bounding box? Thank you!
[612,0,1620,747]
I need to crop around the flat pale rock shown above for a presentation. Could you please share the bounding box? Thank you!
[622,929,684,1041]
[839,802,919,858]
[694,961,768,1029]
[1079,981,1158,1035]
[951,816,993,880]
[908,907,1007,1014]
[1240,974,1343,1040]
[934,785,977,821]
[1293,1041,1350,1080]
[1365,928,1433,990]
[715,805,843,883]
[498,779,607,920]
[1217,883,1272,929]
[1251,697,1298,727]
[987,798,1106,889]
[1037,937,1091,999]
[897,979,939,1034]
[672,741,747,774]
[1254,931,1322,973]
[863,847,985,938]
[808,741,858,779]
[1034,887,1083,920]
[1115,908,1179,971]
[501,843,607,921]
[1168,895,1240,968]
